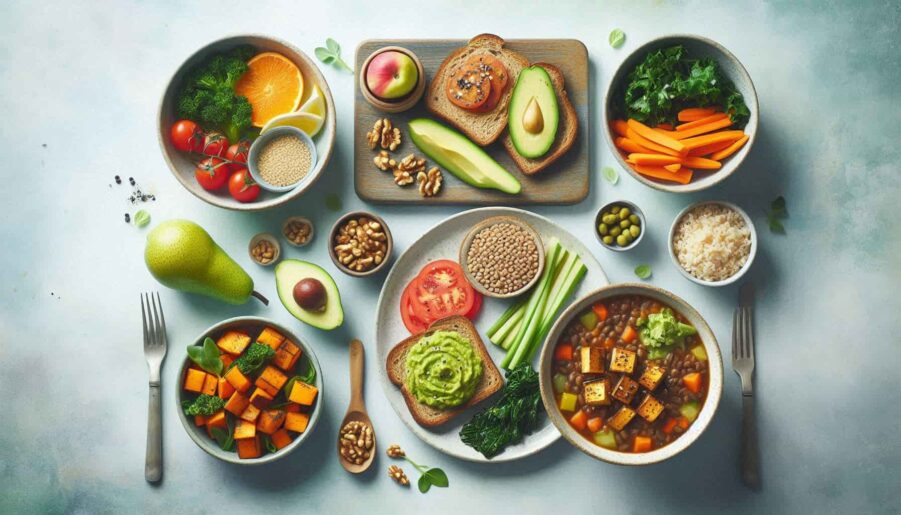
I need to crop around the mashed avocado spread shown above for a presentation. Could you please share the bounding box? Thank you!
[405,330,483,409]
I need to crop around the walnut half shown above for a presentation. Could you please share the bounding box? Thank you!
[366,118,401,151]
[417,167,443,197]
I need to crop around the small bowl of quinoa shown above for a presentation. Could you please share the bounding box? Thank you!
[248,126,318,193]
[668,201,756,287]
[459,216,545,299]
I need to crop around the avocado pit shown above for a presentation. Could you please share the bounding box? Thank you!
[523,96,544,134]
[293,278,327,312]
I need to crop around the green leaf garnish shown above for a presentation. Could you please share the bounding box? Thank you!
[183,394,225,416]
[262,435,278,454]
[230,343,274,375]
[635,264,652,279]
[133,210,150,228]
[767,195,787,233]
[423,468,448,488]
[210,426,234,451]
[609,29,626,49]
[602,166,619,184]
[314,39,352,73]
[186,337,223,376]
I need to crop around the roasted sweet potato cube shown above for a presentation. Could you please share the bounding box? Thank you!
[284,403,301,413]
[607,406,636,431]
[636,394,664,422]
[612,375,640,404]
[257,409,287,435]
[255,366,288,397]
[288,381,319,406]
[256,327,285,350]
[270,428,294,450]
[284,412,310,433]
[224,391,250,416]
[217,330,252,356]
[218,376,235,400]
[638,365,666,391]
[583,378,611,406]
[220,354,234,369]
[201,374,218,396]
[609,347,637,374]
[236,435,261,459]
[225,367,251,393]
[249,388,274,409]
[183,369,206,393]
[273,340,302,372]
[194,414,208,427]
[205,410,226,437]
[240,403,261,422]
[234,419,257,440]
[580,346,605,374]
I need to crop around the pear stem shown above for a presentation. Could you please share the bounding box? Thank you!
[251,290,269,306]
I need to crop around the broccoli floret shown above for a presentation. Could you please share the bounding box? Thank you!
[182,394,225,416]
[231,343,275,375]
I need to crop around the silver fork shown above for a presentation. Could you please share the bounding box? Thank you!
[733,283,759,490]
[141,292,168,483]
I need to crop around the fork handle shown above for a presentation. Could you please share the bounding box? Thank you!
[741,394,760,490]
[145,384,162,483]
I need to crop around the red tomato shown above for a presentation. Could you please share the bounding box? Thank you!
[472,56,509,113]
[227,169,260,203]
[224,140,251,172]
[465,290,483,319]
[410,260,476,322]
[170,120,203,153]
[446,64,491,110]
[200,131,229,157]
[194,157,230,190]
[400,281,429,334]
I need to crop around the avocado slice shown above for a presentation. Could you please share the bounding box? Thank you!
[408,118,521,195]
[508,66,559,158]
[275,260,344,331]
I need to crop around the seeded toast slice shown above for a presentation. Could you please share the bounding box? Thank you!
[502,63,579,175]
[426,34,530,146]
[386,315,503,428]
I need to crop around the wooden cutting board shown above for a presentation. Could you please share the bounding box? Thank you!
[354,38,590,205]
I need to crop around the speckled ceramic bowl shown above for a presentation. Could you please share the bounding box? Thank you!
[538,283,723,465]
[175,316,323,465]
[603,34,758,193]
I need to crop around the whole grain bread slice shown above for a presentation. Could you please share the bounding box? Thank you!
[426,34,529,146]
[386,315,503,428]
[502,63,579,175]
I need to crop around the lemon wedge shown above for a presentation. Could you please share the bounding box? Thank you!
[298,85,326,118]
[261,111,324,137]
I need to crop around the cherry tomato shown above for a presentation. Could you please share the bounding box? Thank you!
[194,157,230,191]
[224,140,251,172]
[200,131,229,157]
[410,260,476,322]
[227,169,260,203]
[170,120,203,153]
[400,281,429,334]
[446,64,491,110]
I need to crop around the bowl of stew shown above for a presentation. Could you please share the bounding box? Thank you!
[538,283,722,465]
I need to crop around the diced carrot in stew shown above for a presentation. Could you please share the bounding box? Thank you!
[603,338,616,350]
[662,417,678,434]
[678,417,690,429]
[591,303,608,321]
[633,436,653,453]
[586,417,604,433]
[569,410,588,432]
[621,325,637,343]
[554,344,573,361]
[683,372,702,393]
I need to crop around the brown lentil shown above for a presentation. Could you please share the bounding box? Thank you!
[466,222,540,295]
[256,134,312,187]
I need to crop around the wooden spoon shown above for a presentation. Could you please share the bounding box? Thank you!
[337,339,376,474]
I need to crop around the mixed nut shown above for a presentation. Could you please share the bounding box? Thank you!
[250,237,278,265]
[366,118,443,197]
[466,222,541,295]
[388,464,410,486]
[333,215,389,273]
[283,218,313,246]
[338,420,374,465]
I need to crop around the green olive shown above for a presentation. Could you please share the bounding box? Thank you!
[623,232,633,244]
[602,235,614,245]
[610,226,622,237]
[608,206,620,215]
[630,225,641,238]
[616,234,628,246]
[630,214,641,225]
[598,223,609,235]
[620,219,631,229]
[619,207,631,220]
[602,214,617,225]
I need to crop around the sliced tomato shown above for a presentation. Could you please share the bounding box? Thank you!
[400,281,429,334]
[470,55,509,113]
[410,260,476,322]
[446,64,491,110]
[465,290,483,319]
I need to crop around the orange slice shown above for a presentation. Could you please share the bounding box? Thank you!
[235,52,304,128]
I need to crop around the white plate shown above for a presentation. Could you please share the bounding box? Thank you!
[375,207,609,462]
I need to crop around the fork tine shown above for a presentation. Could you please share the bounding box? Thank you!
[150,293,161,346]
[141,294,149,345]
[743,307,753,358]
[732,310,739,358]
[154,292,166,344]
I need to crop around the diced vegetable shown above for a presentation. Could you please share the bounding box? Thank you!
[578,311,598,331]
[559,392,578,412]
[580,346,605,374]
[583,379,611,406]
[249,388,274,409]
[273,340,302,371]
[216,330,251,356]
[621,325,637,343]
[607,406,636,431]
[217,376,235,399]
[636,394,664,422]
[586,417,604,434]
[234,419,256,440]
[682,372,702,393]
[569,410,588,432]
[662,417,678,434]
[633,436,653,453]
[183,369,207,393]
[270,428,293,450]
[239,404,261,422]
[591,303,608,321]
[680,401,700,423]
[553,343,573,362]
[284,412,310,433]
[257,409,287,435]
[690,345,708,361]
[224,367,251,393]
[194,414,208,427]
[288,381,319,406]
[609,347,637,374]
[593,429,616,449]
[256,327,285,350]
[255,366,288,397]
[638,364,666,391]
[552,373,567,394]
[201,374,218,396]
[220,354,234,369]
[236,435,261,459]
[224,391,250,416]
[611,375,640,404]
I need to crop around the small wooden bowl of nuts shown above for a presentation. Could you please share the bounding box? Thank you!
[282,216,314,247]
[249,233,281,266]
[328,211,393,277]
[459,216,545,299]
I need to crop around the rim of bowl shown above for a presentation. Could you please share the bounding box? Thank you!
[247,126,319,193]
[327,211,393,277]
[175,316,323,465]
[457,215,546,299]
[157,33,336,211]
[667,200,758,287]
[594,200,646,252]
[602,34,759,193]
[538,283,723,465]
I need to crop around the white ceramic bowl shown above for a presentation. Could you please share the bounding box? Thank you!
[603,34,758,193]
[538,283,723,465]
[668,200,757,287]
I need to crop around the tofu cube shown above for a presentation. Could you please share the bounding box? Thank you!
[638,365,667,391]
[609,347,637,374]
[636,394,664,422]
[216,330,251,356]
[607,406,636,431]
[612,375,640,404]
[580,346,605,374]
[583,378,611,406]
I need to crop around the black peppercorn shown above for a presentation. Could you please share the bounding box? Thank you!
[125,213,131,223]
[115,175,121,184]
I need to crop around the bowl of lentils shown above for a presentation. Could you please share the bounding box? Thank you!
[459,216,545,299]
[248,126,318,193]
[595,201,645,251]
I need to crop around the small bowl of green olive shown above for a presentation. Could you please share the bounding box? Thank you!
[595,201,645,251]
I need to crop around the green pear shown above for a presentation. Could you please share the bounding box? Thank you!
[145,219,267,305]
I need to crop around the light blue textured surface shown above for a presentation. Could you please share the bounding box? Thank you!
[1,1,899,513]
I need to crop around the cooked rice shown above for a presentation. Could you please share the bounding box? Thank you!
[672,204,751,282]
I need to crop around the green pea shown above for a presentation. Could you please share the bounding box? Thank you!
[610,226,621,237]
[630,225,641,238]
[620,219,631,229]
[619,207,631,220]
[616,234,628,246]
[602,214,617,225]
[602,235,614,245]
[598,223,609,235]
[630,214,640,225]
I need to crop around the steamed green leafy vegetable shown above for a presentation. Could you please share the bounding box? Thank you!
[621,45,750,128]
[638,308,697,359]
[230,343,275,375]
[182,394,225,416]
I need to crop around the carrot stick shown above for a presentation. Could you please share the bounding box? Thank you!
[627,119,687,155]
[611,120,629,138]
[628,153,681,166]
[631,164,693,184]
[656,123,674,130]
[688,139,735,156]
[710,134,750,161]
[626,128,682,157]
[676,113,728,132]
[681,130,745,152]
[614,137,653,154]
[671,117,733,140]
[663,163,681,172]
[680,156,721,170]
[678,107,717,122]
[653,127,680,137]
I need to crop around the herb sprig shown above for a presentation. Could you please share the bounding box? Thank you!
[402,455,448,493]
[187,337,223,376]
[314,39,353,73]
[767,196,787,233]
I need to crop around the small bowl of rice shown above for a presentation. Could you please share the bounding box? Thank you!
[668,201,756,287]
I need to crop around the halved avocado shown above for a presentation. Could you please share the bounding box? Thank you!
[508,66,559,158]
[275,260,344,331]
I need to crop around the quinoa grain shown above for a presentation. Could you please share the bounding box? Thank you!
[257,134,312,187]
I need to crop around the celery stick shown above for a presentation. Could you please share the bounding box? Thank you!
[538,252,577,322]
[506,243,562,369]
[500,316,524,350]
[490,306,525,347]
[487,299,524,338]
[528,260,588,362]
